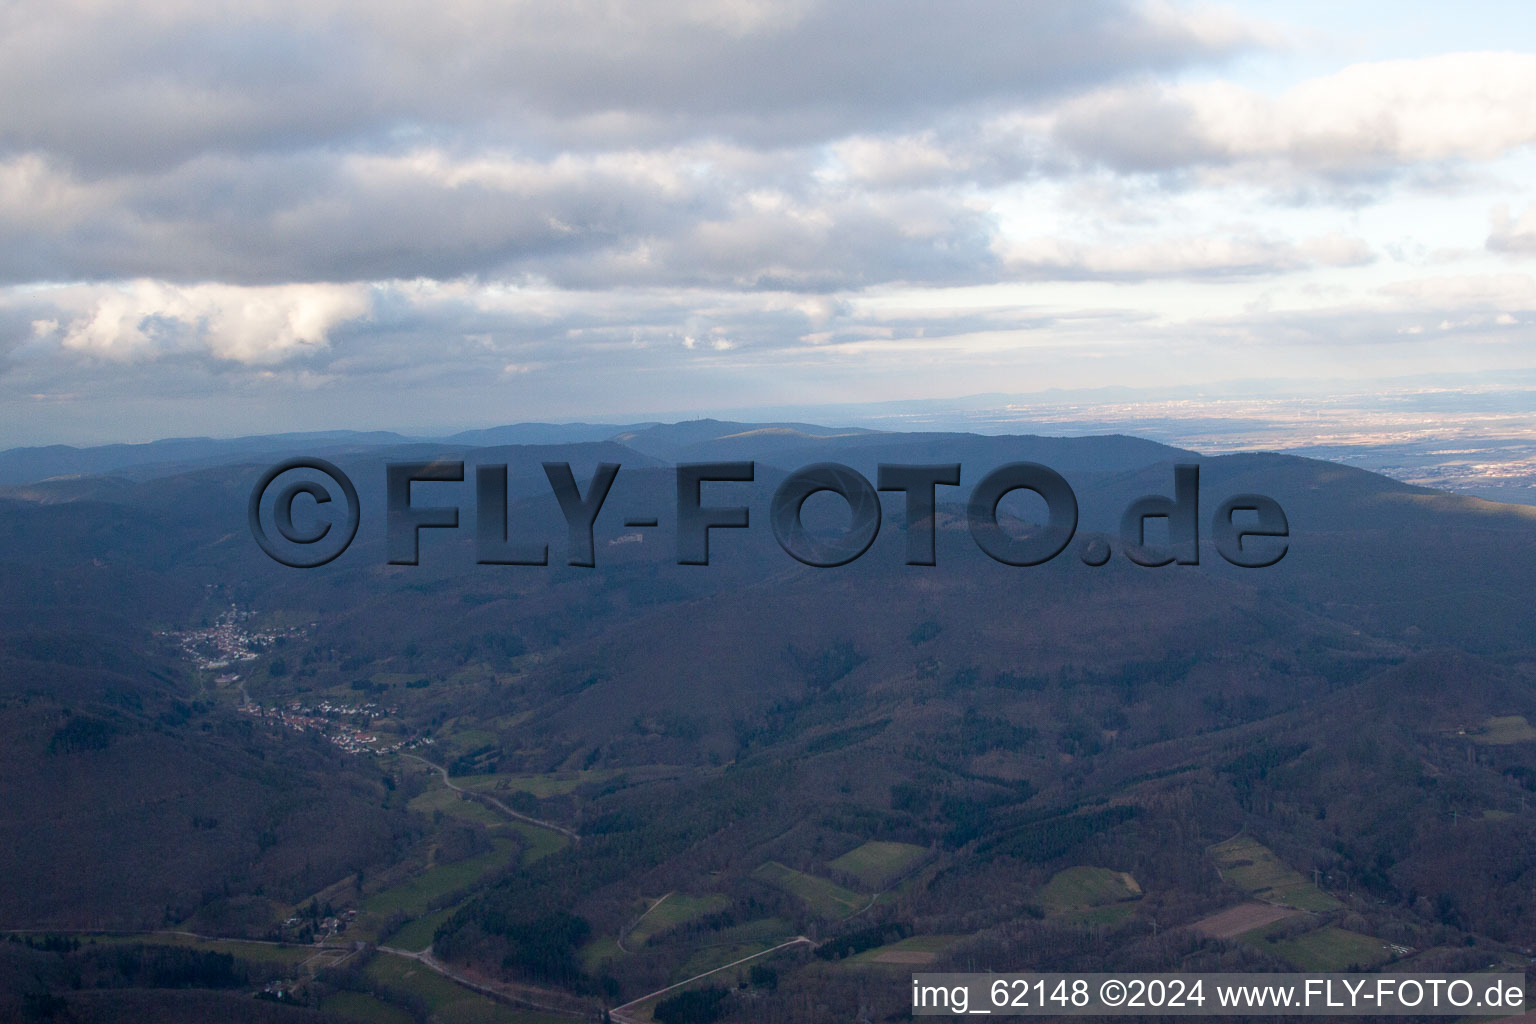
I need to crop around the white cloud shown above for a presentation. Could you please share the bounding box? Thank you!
[1050,52,1536,178]
[1488,203,1536,254]
[999,231,1373,280]
[32,281,371,363]
[1376,272,1536,313]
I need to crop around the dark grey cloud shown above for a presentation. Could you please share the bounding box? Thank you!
[0,1,1256,172]
[0,1,1269,293]
[0,146,1004,290]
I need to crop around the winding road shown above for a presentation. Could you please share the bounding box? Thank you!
[617,892,671,954]
[399,752,580,842]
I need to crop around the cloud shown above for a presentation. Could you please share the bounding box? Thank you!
[1488,204,1536,254]
[0,144,1013,291]
[1049,52,1536,180]
[3,1,1532,445]
[0,1,1275,296]
[1001,231,1373,280]
[0,0,1259,171]
[25,281,372,364]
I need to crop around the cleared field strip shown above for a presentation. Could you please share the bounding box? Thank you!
[363,838,517,919]
[751,861,866,919]
[1467,715,1536,745]
[1034,866,1141,915]
[1190,901,1301,940]
[847,934,960,967]
[828,841,927,888]
[1209,836,1342,912]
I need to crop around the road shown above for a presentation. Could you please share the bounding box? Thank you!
[608,935,814,1023]
[617,891,671,954]
[399,752,580,842]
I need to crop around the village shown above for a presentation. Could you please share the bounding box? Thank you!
[164,604,442,756]
[236,698,417,755]
[161,604,310,673]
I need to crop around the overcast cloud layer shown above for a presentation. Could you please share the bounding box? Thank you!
[2,0,1535,443]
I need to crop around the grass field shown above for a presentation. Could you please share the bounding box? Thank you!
[365,952,569,1023]
[1210,836,1342,912]
[443,727,499,752]
[79,933,315,966]
[828,841,928,888]
[452,769,614,798]
[1068,903,1140,927]
[364,839,516,920]
[712,917,797,945]
[1243,924,1392,971]
[752,861,866,919]
[499,820,569,864]
[1468,715,1536,745]
[407,786,505,826]
[628,893,731,947]
[1034,866,1142,916]
[1191,902,1301,940]
[320,990,416,1024]
[580,935,625,973]
[674,940,774,981]
[383,904,459,953]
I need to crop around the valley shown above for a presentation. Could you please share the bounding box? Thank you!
[2,422,1535,1022]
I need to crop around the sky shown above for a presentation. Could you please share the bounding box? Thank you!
[2,0,1535,445]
